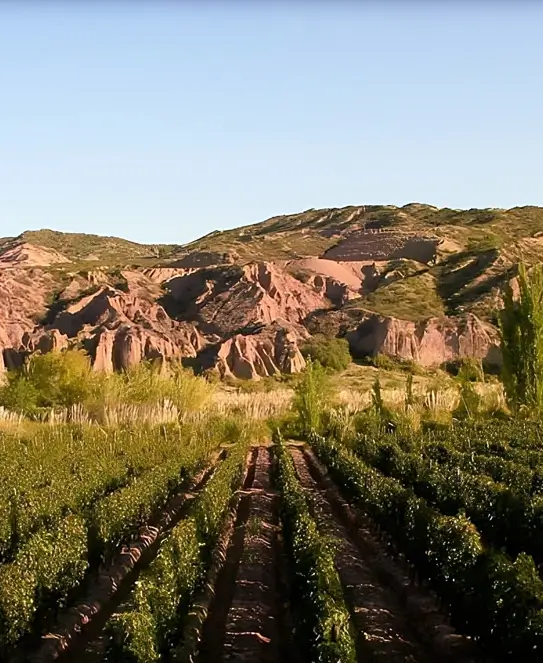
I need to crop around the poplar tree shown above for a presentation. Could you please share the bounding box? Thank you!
[499,263,543,417]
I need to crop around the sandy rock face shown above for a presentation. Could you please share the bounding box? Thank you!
[44,287,205,371]
[166,261,331,335]
[323,231,439,264]
[31,329,69,354]
[88,323,202,372]
[285,258,382,297]
[0,243,70,267]
[214,324,307,380]
[142,267,195,284]
[170,251,238,269]
[0,244,507,379]
[347,313,500,366]
[0,268,57,347]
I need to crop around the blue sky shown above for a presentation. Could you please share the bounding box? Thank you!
[1,1,542,245]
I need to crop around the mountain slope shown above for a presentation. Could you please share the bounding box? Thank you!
[1,202,541,378]
[0,230,180,265]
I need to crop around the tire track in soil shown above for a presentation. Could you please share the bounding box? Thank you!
[196,446,297,663]
[289,446,482,663]
[25,451,227,663]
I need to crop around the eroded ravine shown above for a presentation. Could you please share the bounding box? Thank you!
[289,446,481,663]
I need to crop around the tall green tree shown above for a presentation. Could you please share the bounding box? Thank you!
[293,359,329,435]
[499,263,543,417]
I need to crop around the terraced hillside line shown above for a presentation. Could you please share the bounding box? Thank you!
[26,451,226,663]
[289,447,479,663]
[196,447,294,663]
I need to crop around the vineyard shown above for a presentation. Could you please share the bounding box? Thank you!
[1,412,543,663]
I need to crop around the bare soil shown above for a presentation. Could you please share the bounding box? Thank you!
[195,447,296,663]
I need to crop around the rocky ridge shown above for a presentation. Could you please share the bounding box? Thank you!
[2,203,540,379]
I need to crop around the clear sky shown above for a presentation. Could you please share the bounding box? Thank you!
[1,1,542,245]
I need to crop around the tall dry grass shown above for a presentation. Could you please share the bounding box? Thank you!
[212,389,293,420]
[0,406,25,428]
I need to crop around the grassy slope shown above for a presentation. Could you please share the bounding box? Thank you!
[4,204,543,321]
[12,230,180,263]
[169,204,543,320]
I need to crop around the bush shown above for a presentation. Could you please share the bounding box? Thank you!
[369,354,426,375]
[0,350,95,415]
[0,351,214,418]
[301,336,351,372]
[444,358,484,381]
[453,361,485,420]
[274,431,357,662]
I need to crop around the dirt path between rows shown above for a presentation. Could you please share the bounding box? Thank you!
[196,446,297,663]
[25,451,226,663]
[290,446,483,663]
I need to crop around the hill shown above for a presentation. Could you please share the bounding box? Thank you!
[0,229,181,265]
[1,202,541,379]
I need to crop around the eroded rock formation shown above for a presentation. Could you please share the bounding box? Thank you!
[0,233,508,379]
[214,323,308,380]
[347,312,500,367]
[165,261,330,335]
[40,287,205,371]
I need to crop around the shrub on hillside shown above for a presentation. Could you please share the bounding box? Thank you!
[301,336,351,372]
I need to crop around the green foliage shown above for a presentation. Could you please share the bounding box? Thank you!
[0,423,217,563]
[353,432,543,562]
[104,442,248,662]
[15,229,175,263]
[444,357,484,381]
[361,271,445,321]
[405,372,415,409]
[105,520,201,662]
[0,376,40,414]
[370,376,397,429]
[0,351,214,418]
[312,431,543,660]
[453,362,484,420]
[90,422,225,561]
[274,431,357,663]
[91,461,188,560]
[301,336,351,372]
[0,515,88,651]
[192,442,247,545]
[371,353,398,371]
[106,611,159,663]
[371,376,384,415]
[499,263,543,417]
[0,418,227,654]
[96,360,214,414]
[369,353,426,375]
[0,350,95,414]
[292,359,330,436]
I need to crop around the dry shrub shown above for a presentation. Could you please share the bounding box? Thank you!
[212,390,293,420]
